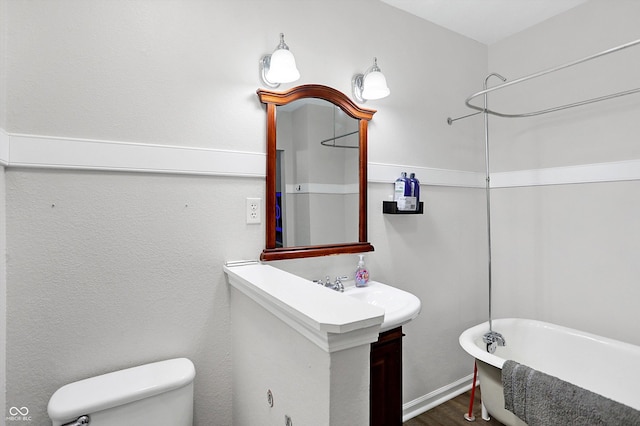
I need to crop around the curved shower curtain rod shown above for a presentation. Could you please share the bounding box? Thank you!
[448,38,640,124]
[320,130,359,148]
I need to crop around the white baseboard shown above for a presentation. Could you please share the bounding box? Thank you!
[402,374,475,422]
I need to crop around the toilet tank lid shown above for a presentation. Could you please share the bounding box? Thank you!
[47,358,195,421]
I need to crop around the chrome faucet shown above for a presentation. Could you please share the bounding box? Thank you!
[483,330,506,354]
[313,275,332,287]
[332,276,348,292]
[314,275,348,292]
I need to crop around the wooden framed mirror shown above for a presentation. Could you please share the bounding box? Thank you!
[257,84,376,261]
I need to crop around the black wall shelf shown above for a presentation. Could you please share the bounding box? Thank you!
[383,201,424,214]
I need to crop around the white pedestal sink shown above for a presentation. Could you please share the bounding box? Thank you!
[224,263,384,426]
[343,280,421,332]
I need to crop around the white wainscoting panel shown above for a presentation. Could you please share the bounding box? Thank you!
[5,132,265,177]
[368,162,485,188]
[2,129,640,187]
[285,183,359,194]
[491,159,640,188]
[0,128,9,166]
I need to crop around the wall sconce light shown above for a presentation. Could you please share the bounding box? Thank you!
[260,33,300,88]
[351,58,391,102]
[352,57,390,102]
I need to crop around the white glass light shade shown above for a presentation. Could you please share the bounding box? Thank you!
[361,70,390,100]
[352,57,390,102]
[265,48,300,83]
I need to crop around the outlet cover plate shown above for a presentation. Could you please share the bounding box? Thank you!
[246,198,262,224]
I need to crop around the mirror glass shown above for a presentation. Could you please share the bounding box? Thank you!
[258,84,375,261]
[276,100,359,247]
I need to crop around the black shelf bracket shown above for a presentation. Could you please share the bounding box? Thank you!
[383,201,424,214]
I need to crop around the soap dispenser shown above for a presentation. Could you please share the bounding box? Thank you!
[355,254,370,287]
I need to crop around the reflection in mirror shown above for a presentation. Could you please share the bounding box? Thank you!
[258,84,376,261]
[276,100,359,247]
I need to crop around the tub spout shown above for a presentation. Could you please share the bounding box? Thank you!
[483,331,506,354]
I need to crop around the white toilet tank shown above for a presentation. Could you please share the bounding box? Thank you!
[48,358,195,426]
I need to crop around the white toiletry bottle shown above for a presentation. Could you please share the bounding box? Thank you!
[355,254,369,287]
[394,172,411,211]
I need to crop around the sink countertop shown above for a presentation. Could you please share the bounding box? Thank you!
[343,280,422,332]
[224,262,385,352]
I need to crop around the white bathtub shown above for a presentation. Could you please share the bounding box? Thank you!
[459,318,640,426]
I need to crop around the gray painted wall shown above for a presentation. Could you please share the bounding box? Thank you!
[1,0,8,420]
[5,0,640,424]
[6,170,264,425]
[2,1,487,424]
[0,167,5,424]
[488,0,640,344]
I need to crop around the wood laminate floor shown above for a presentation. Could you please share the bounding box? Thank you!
[404,389,505,426]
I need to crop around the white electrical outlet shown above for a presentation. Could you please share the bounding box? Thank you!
[246,198,262,224]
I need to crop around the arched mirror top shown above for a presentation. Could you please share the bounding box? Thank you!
[257,84,376,121]
[257,84,376,261]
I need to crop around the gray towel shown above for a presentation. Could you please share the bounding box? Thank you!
[502,360,640,426]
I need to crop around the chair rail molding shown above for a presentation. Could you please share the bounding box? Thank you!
[1,128,638,187]
[0,128,9,166]
[0,129,265,177]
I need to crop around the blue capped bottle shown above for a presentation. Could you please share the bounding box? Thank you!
[409,172,420,211]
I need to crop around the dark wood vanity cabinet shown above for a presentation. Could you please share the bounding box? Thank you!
[370,327,404,426]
